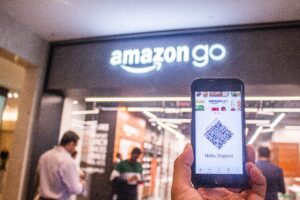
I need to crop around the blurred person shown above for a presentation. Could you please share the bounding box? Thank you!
[172,144,266,200]
[0,148,9,170]
[71,151,86,181]
[256,146,285,200]
[110,148,143,200]
[115,152,123,164]
[111,152,124,200]
[37,131,86,200]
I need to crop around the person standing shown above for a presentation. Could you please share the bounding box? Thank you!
[110,148,143,200]
[256,146,285,200]
[37,131,85,200]
[0,149,9,170]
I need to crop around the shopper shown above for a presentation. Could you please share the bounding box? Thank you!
[0,149,9,170]
[172,144,266,200]
[115,152,123,164]
[37,131,85,200]
[111,152,124,200]
[110,148,143,200]
[256,146,285,200]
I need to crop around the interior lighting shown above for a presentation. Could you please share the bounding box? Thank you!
[127,107,164,112]
[285,126,300,130]
[245,96,300,101]
[143,111,185,139]
[165,123,179,129]
[85,97,189,102]
[13,93,19,98]
[246,120,270,125]
[245,108,258,112]
[7,93,13,98]
[248,126,263,144]
[156,121,185,139]
[245,128,249,136]
[260,128,274,134]
[72,100,78,105]
[71,119,98,125]
[269,113,285,129]
[262,108,300,113]
[151,122,156,126]
[100,107,121,111]
[149,118,191,124]
[71,109,99,115]
[85,96,300,102]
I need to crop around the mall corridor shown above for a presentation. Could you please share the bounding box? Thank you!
[0,1,300,200]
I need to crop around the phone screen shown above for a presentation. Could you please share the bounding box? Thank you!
[195,91,243,175]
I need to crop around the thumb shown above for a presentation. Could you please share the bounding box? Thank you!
[173,144,194,187]
[246,162,266,199]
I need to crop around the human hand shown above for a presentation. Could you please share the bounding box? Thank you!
[127,175,139,184]
[171,144,266,200]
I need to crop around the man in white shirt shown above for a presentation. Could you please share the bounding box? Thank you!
[37,131,85,200]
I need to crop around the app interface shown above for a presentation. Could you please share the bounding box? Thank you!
[195,91,243,174]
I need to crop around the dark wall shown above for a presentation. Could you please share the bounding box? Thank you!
[89,111,117,200]
[47,26,300,96]
[26,93,64,200]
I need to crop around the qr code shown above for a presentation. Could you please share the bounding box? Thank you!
[204,119,233,149]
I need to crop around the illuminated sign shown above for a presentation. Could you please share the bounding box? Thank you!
[110,44,226,74]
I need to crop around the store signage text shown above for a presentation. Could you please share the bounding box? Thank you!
[110,44,226,74]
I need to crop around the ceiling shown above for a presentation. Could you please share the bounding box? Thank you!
[78,98,300,144]
[1,0,300,41]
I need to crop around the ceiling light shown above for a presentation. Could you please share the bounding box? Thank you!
[127,107,164,112]
[156,121,185,139]
[85,96,300,102]
[246,120,270,125]
[72,100,78,105]
[245,108,258,112]
[71,119,98,125]
[13,93,19,98]
[85,97,189,102]
[71,109,99,115]
[7,93,13,98]
[143,111,185,139]
[248,126,263,144]
[143,111,158,119]
[262,108,300,113]
[245,96,300,101]
[100,107,123,111]
[260,128,274,134]
[150,118,191,124]
[245,128,249,136]
[165,123,179,129]
[270,113,285,129]
[285,126,300,130]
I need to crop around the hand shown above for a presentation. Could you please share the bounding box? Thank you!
[171,144,266,200]
[127,175,139,183]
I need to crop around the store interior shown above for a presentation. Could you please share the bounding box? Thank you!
[57,94,300,200]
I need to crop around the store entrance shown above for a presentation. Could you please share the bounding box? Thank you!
[59,95,300,200]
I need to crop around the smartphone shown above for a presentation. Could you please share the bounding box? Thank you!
[191,78,248,188]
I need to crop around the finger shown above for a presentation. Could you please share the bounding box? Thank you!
[199,188,241,200]
[246,162,266,198]
[247,145,255,163]
[173,144,194,186]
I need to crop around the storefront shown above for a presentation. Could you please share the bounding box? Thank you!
[27,23,300,200]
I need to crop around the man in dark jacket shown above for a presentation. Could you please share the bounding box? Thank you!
[256,146,285,200]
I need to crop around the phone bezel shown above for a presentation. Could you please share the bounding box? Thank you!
[191,78,248,188]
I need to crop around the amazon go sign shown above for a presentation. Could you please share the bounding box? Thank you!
[110,44,226,74]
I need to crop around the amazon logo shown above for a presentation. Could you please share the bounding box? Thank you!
[110,44,226,74]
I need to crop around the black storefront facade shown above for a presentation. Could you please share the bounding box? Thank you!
[27,23,300,200]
